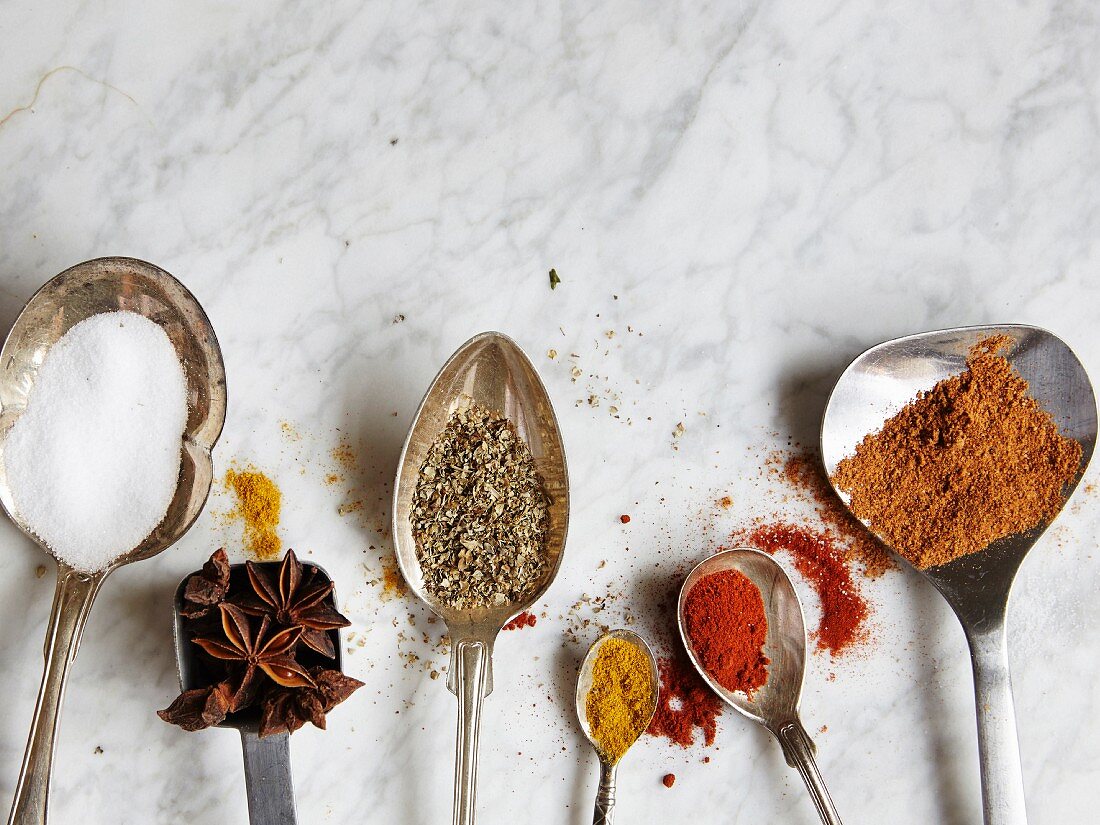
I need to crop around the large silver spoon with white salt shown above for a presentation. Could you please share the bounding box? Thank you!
[0,257,226,825]
[821,325,1095,825]
[392,332,568,825]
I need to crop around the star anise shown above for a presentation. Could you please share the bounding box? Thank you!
[180,548,231,618]
[258,668,364,738]
[241,549,350,658]
[158,681,233,731]
[193,603,314,711]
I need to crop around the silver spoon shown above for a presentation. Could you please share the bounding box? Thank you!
[168,560,344,825]
[0,257,226,825]
[392,331,569,825]
[679,548,843,825]
[820,324,1096,825]
[574,629,659,825]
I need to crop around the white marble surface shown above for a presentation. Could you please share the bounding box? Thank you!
[1,1,1099,823]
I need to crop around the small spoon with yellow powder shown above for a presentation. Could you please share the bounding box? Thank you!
[575,630,659,824]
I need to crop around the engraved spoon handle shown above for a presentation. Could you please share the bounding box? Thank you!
[239,730,298,825]
[453,639,489,825]
[775,718,843,825]
[592,758,618,824]
[8,563,105,825]
[967,624,1028,825]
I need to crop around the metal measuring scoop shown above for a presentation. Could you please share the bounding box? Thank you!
[392,331,569,825]
[0,257,226,825]
[574,629,659,825]
[820,325,1096,825]
[679,548,843,825]
[169,562,344,825]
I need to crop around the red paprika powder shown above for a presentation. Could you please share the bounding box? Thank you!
[682,569,769,697]
[746,523,868,656]
[647,654,722,747]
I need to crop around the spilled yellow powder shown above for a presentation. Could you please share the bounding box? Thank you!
[225,468,282,560]
[331,442,357,473]
[382,555,407,598]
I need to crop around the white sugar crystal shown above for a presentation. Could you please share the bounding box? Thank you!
[4,311,188,572]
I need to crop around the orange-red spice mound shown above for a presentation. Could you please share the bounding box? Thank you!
[683,570,769,697]
[646,655,723,748]
[503,611,537,631]
[831,336,1082,569]
[747,523,868,656]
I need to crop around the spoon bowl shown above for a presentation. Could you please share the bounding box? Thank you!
[0,257,226,825]
[678,548,842,825]
[392,331,568,825]
[821,324,1096,825]
[574,630,658,824]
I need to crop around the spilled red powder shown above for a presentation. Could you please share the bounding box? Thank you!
[781,454,892,577]
[503,611,537,631]
[745,523,868,656]
[647,655,723,747]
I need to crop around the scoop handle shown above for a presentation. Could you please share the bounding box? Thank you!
[7,563,105,825]
[240,729,298,825]
[775,718,843,825]
[967,624,1028,825]
[452,639,489,825]
[591,759,618,824]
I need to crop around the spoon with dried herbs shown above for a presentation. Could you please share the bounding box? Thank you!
[161,548,362,825]
[821,326,1095,825]
[392,332,569,825]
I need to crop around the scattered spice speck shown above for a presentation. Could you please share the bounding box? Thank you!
[548,349,557,360]
[549,269,561,289]
[662,774,676,788]
[673,422,685,438]
[619,514,631,524]
[718,496,733,509]
[503,611,538,631]
[35,565,46,578]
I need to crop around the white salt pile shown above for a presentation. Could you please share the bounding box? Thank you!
[4,311,189,572]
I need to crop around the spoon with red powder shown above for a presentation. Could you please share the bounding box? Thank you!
[679,548,842,825]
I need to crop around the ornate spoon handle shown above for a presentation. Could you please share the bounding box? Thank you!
[8,564,105,825]
[592,759,618,825]
[452,639,489,825]
[775,717,843,825]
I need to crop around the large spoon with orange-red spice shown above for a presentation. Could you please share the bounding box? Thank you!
[678,548,843,825]
[821,325,1096,825]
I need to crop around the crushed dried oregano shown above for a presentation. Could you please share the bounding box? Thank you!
[411,402,550,610]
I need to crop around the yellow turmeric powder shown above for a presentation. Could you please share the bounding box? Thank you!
[584,637,655,763]
[225,468,282,560]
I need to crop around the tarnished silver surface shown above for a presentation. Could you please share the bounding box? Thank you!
[574,629,659,825]
[820,324,1096,825]
[0,257,226,825]
[392,331,569,825]
[168,562,344,825]
[678,548,843,825]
